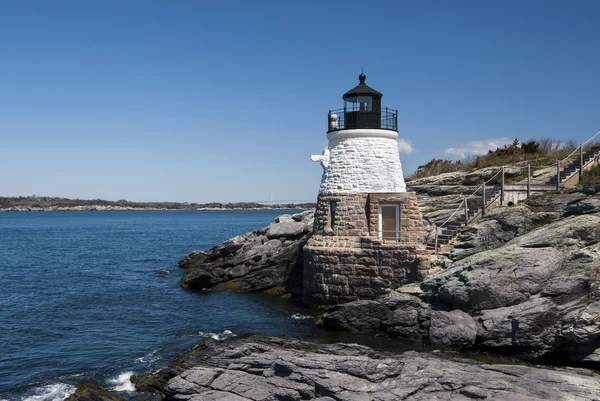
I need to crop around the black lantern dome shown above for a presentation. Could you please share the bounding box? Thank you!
[327,73,397,132]
[343,73,383,102]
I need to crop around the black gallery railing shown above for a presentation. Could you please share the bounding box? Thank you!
[327,107,398,132]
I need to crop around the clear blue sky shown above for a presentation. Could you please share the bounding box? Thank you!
[1,0,599,203]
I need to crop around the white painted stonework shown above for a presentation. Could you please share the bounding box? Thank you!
[312,129,407,194]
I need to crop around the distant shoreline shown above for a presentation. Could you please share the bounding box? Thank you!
[0,206,313,212]
[0,196,316,212]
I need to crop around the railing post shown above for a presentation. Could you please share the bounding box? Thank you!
[556,160,561,191]
[580,144,584,181]
[482,183,486,217]
[501,167,505,206]
[464,198,469,225]
[527,163,531,198]
[386,107,388,129]
[433,223,438,255]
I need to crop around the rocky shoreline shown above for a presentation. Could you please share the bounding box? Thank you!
[65,169,600,400]
[320,188,600,369]
[177,186,600,370]
[68,335,600,401]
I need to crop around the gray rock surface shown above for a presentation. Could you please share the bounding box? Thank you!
[321,191,600,367]
[322,289,432,340]
[429,310,477,348]
[178,210,314,300]
[150,336,600,401]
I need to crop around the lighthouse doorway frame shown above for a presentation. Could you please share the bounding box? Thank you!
[379,204,400,241]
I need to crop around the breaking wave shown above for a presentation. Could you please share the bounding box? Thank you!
[106,371,135,392]
[198,330,237,341]
[20,383,77,401]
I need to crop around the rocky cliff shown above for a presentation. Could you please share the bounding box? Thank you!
[176,167,600,368]
[321,185,600,368]
[178,211,314,301]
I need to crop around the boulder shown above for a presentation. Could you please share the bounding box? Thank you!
[429,310,477,348]
[563,197,600,216]
[265,221,305,239]
[179,210,314,300]
[322,289,432,340]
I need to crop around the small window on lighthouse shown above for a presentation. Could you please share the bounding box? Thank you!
[379,205,399,241]
[329,201,337,230]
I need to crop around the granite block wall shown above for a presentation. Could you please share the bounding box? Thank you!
[303,192,431,307]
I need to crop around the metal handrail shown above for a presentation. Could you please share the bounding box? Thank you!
[531,130,600,170]
[582,130,600,146]
[437,199,466,229]
[436,167,503,231]
[431,129,600,252]
[328,107,398,132]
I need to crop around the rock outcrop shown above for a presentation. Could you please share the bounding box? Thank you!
[64,383,127,401]
[178,211,314,301]
[136,336,600,401]
[321,189,600,368]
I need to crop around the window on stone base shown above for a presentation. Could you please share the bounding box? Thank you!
[329,201,337,231]
[379,204,400,241]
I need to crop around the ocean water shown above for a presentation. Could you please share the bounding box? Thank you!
[0,210,322,401]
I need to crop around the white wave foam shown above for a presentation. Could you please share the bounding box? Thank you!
[198,330,236,341]
[135,349,160,364]
[106,371,135,392]
[291,313,312,320]
[21,383,77,401]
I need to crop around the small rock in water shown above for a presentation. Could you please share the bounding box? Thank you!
[155,269,170,275]
[65,382,126,401]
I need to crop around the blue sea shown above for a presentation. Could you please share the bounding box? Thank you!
[0,210,325,401]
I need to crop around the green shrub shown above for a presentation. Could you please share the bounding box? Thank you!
[582,165,600,184]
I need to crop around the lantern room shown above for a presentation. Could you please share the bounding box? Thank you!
[327,73,398,132]
[343,72,382,112]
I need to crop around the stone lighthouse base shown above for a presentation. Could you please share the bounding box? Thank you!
[303,192,431,308]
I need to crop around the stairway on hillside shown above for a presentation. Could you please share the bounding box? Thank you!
[547,145,600,186]
[427,184,502,250]
[425,138,600,254]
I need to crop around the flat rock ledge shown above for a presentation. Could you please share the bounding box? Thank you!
[133,336,600,401]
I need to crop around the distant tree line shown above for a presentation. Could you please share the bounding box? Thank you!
[0,196,315,210]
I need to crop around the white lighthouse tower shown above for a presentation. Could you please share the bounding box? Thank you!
[304,73,427,308]
[311,73,407,194]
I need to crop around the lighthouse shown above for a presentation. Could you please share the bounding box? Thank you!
[304,74,428,308]
[312,73,407,194]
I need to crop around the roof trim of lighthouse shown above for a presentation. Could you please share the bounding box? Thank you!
[342,73,383,99]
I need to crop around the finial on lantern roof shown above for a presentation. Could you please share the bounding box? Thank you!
[359,71,366,83]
